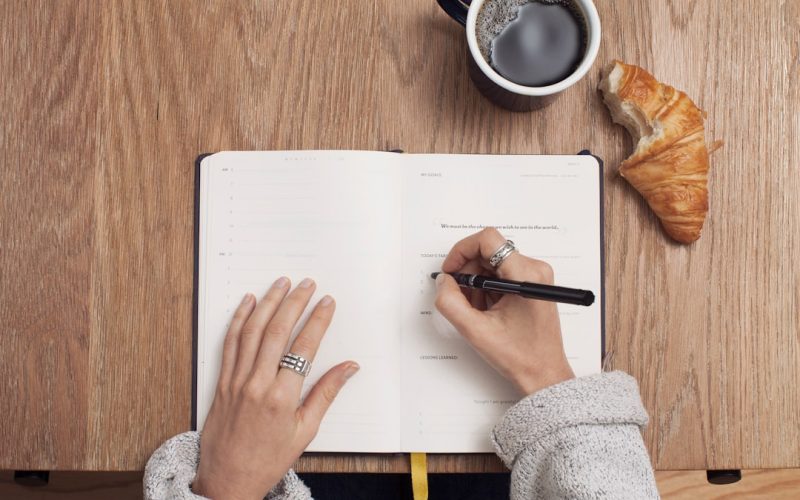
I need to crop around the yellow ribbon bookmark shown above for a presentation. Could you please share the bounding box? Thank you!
[410,452,428,500]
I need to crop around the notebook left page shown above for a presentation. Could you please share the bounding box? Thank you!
[197,151,403,452]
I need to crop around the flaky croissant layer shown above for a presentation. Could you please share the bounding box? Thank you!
[599,60,711,244]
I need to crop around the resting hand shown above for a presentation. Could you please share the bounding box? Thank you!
[434,228,574,396]
[192,277,359,500]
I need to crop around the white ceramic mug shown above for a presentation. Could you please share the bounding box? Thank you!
[436,0,601,111]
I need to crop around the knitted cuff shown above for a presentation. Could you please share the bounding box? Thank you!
[492,371,648,467]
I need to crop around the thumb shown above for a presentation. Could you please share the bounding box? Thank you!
[434,273,484,334]
[299,361,359,433]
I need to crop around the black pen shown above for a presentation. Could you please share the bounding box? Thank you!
[430,272,595,307]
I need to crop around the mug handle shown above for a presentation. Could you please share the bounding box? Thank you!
[436,0,471,27]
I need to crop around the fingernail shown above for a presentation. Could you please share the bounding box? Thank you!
[435,273,446,288]
[299,277,314,288]
[273,276,289,289]
[320,295,334,306]
[241,293,253,305]
[344,362,360,379]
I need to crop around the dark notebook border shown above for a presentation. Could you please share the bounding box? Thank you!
[577,150,606,362]
[192,153,212,431]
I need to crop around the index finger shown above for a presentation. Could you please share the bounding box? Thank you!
[441,227,524,279]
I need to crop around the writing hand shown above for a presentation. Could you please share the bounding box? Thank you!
[193,277,359,500]
[434,228,574,396]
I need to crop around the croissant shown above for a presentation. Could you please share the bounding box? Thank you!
[599,60,712,244]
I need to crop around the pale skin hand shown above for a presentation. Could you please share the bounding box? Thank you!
[434,227,575,396]
[192,277,359,500]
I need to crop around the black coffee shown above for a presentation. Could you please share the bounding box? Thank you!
[476,0,587,87]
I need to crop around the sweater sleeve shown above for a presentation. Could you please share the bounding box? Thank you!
[492,371,659,499]
[143,431,312,500]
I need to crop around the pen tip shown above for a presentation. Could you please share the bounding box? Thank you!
[430,272,440,279]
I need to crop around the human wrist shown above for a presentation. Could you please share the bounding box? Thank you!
[515,361,575,396]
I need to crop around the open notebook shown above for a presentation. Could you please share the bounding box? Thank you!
[194,151,603,453]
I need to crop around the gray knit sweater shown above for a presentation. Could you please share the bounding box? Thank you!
[144,371,659,499]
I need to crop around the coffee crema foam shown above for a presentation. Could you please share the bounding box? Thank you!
[476,0,586,75]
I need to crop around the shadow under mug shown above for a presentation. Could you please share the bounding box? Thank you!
[436,0,601,111]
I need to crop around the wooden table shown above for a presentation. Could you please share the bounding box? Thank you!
[1,0,798,473]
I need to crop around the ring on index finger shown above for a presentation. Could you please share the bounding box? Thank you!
[489,240,516,268]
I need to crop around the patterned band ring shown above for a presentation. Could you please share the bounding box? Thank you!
[488,240,516,268]
[279,353,312,377]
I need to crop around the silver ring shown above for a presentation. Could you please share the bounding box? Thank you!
[279,353,312,377]
[489,240,516,268]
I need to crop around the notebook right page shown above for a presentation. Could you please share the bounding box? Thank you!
[399,154,602,453]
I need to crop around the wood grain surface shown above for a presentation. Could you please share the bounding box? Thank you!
[0,0,798,472]
[656,470,800,499]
